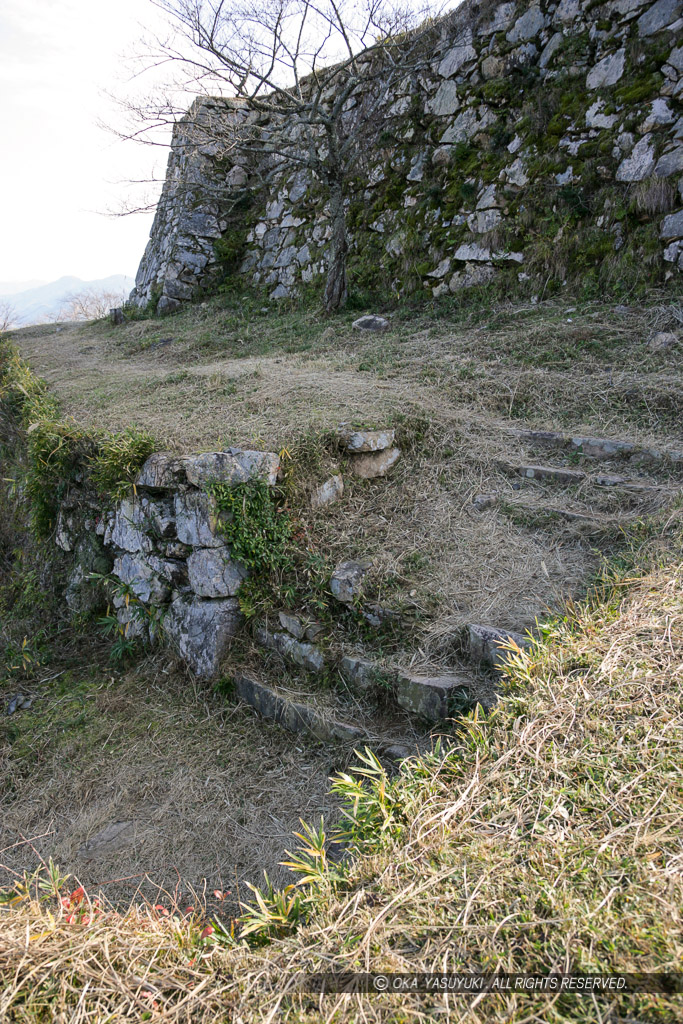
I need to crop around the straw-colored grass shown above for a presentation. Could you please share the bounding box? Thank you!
[2,512,681,1021]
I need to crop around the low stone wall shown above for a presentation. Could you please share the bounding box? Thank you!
[57,448,280,679]
[131,0,683,312]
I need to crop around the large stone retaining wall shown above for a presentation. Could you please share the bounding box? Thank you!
[131,0,683,312]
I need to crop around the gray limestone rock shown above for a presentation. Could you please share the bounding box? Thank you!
[311,475,344,508]
[426,79,460,116]
[616,136,656,182]
[339,427,395,453]
[586,49,625,90]
[278,611,305,639]
[349,448,401,479]
[655,147,683,178]
[660,210,683,239]
[441,107,495,145]
[468,624,531,670]
[254,625,325,673]
[352,314,389,332]
[107,496,175,554]
[339,656,385,693]
[112,551,184,606]
[329,560,370,604]
[136,452,189,490]
[507,5,547,42]
[637,0,681,36]
[437,28,476,78]
[234,673,365,742]
[183,450,280,488]
[187,547,248,597]
[396,672,472,722]
[167,593,242,678]
[174,491,224,548]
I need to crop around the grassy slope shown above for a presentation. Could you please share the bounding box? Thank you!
[2,294,682,1020]
[1,512,681,1022]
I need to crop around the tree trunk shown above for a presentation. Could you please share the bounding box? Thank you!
[323,180,348,314]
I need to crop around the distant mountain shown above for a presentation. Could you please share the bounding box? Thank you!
[0,279,47,296]
[3,275,135,326]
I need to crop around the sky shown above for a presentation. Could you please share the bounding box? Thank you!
[0,0,175,285]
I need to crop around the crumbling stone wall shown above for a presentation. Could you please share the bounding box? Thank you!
[131,0,683,312]
[58,449,280,679]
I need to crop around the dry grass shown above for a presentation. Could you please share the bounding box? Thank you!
[2,513,682,1021]
[0,654,340,919]
[12,297,683,670]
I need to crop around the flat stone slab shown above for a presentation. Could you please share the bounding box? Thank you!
[507,428,682,465]
[339,427,396,453]
[234,673,366,743]
[255,626,325,673]
[167,594,242,679]
[136,449,279,489]
[187,547,247,597]
[350,448,401,479]
[396,672,472,722]
[512,463,586,484]
[468,624,531,670]
[184,450,280,488]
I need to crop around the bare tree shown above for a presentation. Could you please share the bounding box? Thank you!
[126,0,445,312]
[0,301,19,333]
[49,288,129,323]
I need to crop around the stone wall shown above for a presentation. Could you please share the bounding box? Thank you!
[57,448,280,679]
[131,0,683,312]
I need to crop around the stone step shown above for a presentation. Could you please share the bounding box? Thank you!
[233,673,425,758]
[505,427,683,467]
[234,673,367,744]
[468,624,532,672]
[498,461,677,492]
[499,461,586,485]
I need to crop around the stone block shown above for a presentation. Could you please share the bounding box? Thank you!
[254,626,326,673]
[329,560,370,604]
[437,28,476,77]
[136,452,189,489]
[183,449,279,488]
[586,48,625,89]
[339,427,395,453]
[507,5,547,42]
[340,656,393,693]
[468,624,531,670]
[174,491,224,548]
[637,0,681,36]
[278,611,305,639]
[311,475,344,508]
[107,496,175,554]
[514,464,586,484]
[187,547,248,597]
[167,594,242,679]
[349,448,401,479]
[113,551,184,606]
[396,672,472,722]
[616,136,655,182]
[234,673,365,742]
[352,315,389,332]
[660,210,683,239]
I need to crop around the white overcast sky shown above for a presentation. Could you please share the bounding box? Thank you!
[0,0,173,285]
